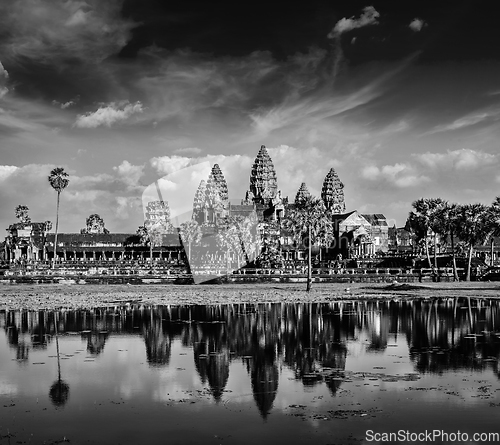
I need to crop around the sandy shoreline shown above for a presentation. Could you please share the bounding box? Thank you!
[1,281,500,310]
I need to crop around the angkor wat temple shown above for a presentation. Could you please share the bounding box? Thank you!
[2,145,394,264]
[192,145,347,228]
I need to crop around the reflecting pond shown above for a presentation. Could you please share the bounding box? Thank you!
[1,298,500,444]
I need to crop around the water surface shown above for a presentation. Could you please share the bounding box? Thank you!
[1,298,500,444]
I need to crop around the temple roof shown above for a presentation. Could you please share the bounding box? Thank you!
[362,214,388,226]
[45,233,182,246]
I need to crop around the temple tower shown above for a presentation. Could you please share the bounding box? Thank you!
[295,182,311,205]
[249,145,278,205]
[321,168,345,213]
[193,164,229,225]
[192,180,206,222]
[206,164,229,207]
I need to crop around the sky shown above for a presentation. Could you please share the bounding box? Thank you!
[1,0,500,233]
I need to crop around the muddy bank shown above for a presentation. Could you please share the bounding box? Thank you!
[1,281,500,311]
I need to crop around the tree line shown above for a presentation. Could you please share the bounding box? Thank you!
[406,197,500,281]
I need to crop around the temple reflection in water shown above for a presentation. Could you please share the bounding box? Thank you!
[2,298,500,417]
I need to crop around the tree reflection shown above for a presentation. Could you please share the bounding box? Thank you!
[49,311,69,407]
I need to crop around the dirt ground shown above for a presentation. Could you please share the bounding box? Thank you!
[1,281,500,310]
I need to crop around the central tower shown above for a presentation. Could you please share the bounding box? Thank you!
[248,145,278,205]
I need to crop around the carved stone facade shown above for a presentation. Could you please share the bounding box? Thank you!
[321,168,345,214]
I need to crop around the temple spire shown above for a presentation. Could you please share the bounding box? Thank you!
[206,164,229,207]
[192,180,206,221]
[295,182,311,205]
[249,145,278,205]
[321,168,345,213]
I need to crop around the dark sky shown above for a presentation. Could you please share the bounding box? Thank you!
[117,0,497,61]
[0,0,499,232]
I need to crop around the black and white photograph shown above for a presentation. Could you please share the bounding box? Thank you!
[1,0,500,443]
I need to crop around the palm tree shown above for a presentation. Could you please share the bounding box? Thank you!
[434,202,460,281]
[408,198,445,274]
[48,168,69,268]
[282,197,334,292]
[179,220,202,262]
[488,197,500,266]
[455,203,491,281]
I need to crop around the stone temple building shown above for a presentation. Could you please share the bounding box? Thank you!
[190,144,389,261]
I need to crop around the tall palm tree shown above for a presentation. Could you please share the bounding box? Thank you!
[434,202,460,281]
[282,197,334,292]
[455,203,491,281]
[48,168,69,269]
[408,198,445,274]
[488,197,500,266]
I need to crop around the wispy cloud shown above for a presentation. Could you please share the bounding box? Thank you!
[74,101,144,128]
[427,106,500,134]
[174,147,202,155]
[249,52,418,139]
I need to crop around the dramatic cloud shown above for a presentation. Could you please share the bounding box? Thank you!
[414,149,498,171]
[409,18,425,32]
[328,6,380,37]
[0,0,135,64]
[74,101,144,128]
[0,61,8,99]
